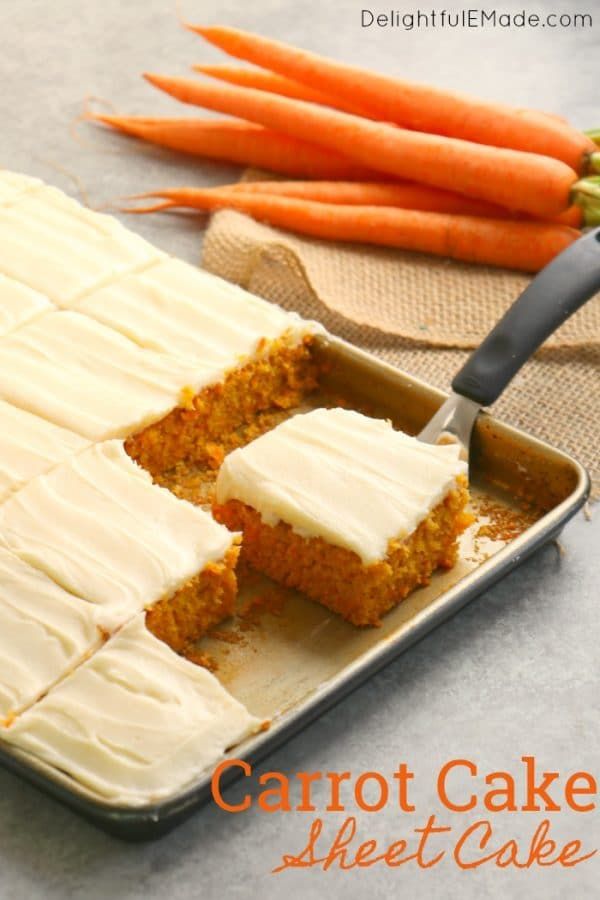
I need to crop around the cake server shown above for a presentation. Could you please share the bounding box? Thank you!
[419,227,600,457]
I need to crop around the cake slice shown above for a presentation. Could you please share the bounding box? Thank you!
[214,408,471,626]
[0,183,162,305]
[0,400,90,502]
[76,256,312,363]
[1,615,259,805]
[0,310,223,444]
[76,256,321,474]
[0,441,239,649]
[0,305,318,476]
[0,548,104,725]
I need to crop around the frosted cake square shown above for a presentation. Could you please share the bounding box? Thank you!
[0,441,240,649]
[214,408,471,625]
[0,182,162,305]
[0,400,89,502]
[2,616,258,805]
[0,548,104,725]
[0,274,53,337]
[76,256,321,475]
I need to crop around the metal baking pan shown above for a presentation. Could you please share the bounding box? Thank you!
[0,334,589,840]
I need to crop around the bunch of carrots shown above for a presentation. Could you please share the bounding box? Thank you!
[89,22,600,273]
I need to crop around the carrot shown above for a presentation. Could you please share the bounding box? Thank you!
[194,64,572,135]
[143,73,578,218]
[192,64,375,117]
[124,187,579,273]
[217,179,516,216]
[189,25,596,171]
[211,179,584,226]
[88,112,381,180]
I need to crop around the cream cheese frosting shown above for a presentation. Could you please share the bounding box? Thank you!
[0,548,103,722]
[2,615,259,805]
[0,171,42,206]
[0,400,90,502]
[0,185,162,305]
[0,310,228,441]
[76,256,315,363]
[0,274,53,337]
[216,407,469,565]
[0,440,236,630]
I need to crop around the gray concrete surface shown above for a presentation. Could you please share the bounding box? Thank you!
[1,1,598,897]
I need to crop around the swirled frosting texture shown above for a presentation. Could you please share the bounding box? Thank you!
[216,408,468,564]
[3,616,259,805]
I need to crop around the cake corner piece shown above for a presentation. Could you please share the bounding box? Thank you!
[1,615,260,806]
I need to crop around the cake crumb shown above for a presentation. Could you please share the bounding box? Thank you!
[182,647,219,672]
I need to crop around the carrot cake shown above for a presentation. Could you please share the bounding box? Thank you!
[74,255,321,474]
[0,182,163,305]
[0,547,104,724]
[0,172,321,475]
[0,400,90,502]
[0,171,42,207]
[214,408,471,625]
[0,274,53,336]
[0,309,223,444]
[0,440,240,649]
[1,615,259,806]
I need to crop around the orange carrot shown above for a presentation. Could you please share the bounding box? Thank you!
[88,113,382,180]
[219,179,516,216]
[193,64,375,117]
[143,73,578,218]
[189,25,596,171]
[124,187,579,273]
[212,179,584,226]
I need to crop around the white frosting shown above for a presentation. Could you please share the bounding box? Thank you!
[76,256,314,363]
[0,400,89,502]
[0,310,228,441]
[1,615,259,805]
[0,440,236,630]
[0,171,42,206]
[0,185,163,305]
[0,548,103,721]
[216,407,468,564]
[0,274,53,336]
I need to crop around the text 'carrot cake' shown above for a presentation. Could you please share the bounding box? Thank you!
[214,407,472,625]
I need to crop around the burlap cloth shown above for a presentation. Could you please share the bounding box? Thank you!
[202,176,600,500]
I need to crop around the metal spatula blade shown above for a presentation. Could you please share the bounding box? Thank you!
[418,392,480,459]
[418,228,600,459]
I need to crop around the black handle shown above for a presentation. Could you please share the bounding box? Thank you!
[452,228,600,406]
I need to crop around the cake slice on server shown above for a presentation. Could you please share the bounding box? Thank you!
[214,407,472,626]
[1,615,259,806]
[0,441,240,650]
